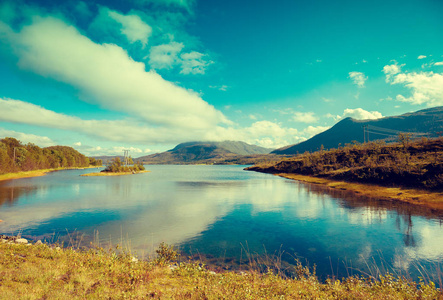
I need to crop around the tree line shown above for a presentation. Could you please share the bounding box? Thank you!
[0,137,102,174]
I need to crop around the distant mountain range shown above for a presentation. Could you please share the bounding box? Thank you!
[135,141,273,164]
[273,106,443,154]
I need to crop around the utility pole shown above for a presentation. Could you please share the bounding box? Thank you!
[123,150,129,166]
[362,125,368,143]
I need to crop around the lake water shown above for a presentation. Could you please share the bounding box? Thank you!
[1,165,442,282]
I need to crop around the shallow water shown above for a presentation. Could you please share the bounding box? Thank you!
[0,165,442,281]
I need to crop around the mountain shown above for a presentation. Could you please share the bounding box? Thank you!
[136,141,273,164]
[273,106,443,155]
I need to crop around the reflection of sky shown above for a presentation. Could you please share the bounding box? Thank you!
[0,165,442,278]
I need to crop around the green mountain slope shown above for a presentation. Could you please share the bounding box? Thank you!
[273,106,443,154]
[136,141,273,164]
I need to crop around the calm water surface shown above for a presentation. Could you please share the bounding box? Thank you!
[1,165,442,281]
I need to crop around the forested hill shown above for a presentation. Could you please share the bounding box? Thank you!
[0,137,101,174]
[273,106,443,155]
[136,141,273,164]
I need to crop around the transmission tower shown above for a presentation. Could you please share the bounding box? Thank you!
[123,150,129,166]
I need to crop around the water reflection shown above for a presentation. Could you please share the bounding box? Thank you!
[0,165,442,282]
[0,182,38,206]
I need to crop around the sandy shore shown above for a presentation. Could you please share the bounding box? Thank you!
[276,173,443,211]
[0,166,101,182]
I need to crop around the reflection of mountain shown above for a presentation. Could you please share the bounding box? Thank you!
[300,180,443,220]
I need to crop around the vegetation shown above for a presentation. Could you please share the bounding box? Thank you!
[0,137,101,175]
[102,157,145,173]
[0,240,441,299]
[248,137,443,191]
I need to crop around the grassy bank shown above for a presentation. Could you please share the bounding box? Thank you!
[0,166,100,182]
[0,241,441,299]
[247,137,443,209]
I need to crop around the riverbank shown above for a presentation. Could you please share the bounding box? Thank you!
[81,170,149,177]
[0,239,440,299]
[0,166,100,182]
[247,138,443,210]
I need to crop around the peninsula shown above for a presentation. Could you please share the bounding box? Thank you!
[247,136,443,210]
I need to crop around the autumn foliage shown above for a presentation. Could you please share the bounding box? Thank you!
[0,137,100,174]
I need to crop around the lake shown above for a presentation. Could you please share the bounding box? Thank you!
[1,165,442,282]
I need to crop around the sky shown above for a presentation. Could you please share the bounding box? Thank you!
[0,0,443,157]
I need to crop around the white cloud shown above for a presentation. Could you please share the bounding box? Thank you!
[0,98,219,144]
[149,41,184,69]
[385,66,443,106]
[209,85,228,91]
[328,108,383,121]
[205,121,302,149]
[342,108,383,120]
[291,111,318,123]
[180,51,212,75]
[107,10,152,47]
[418,55,427,59]
[149,43,212,74]
[0,128,55,147]
[0,98,305,150]
[349,71,367,88]
[73,142,82,146]
[302,125,330,137]
[383,63,403,83]
[434,62,443,66]
[1,17,227,130]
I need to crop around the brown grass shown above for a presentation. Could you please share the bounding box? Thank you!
[0,242,441,299]
[247,137,443,210]
[0,166,100,182]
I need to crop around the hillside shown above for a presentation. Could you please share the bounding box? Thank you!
[0,137,97,174]
[248,137,443,192]
[273,106,443,154]
[136,141,273,164]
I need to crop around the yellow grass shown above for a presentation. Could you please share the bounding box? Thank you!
[0,242,441,299]
[278,173,443,210]
[0,166,100,182]
[81,171,149,177]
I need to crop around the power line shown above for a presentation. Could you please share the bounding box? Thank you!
[362,124,431,142]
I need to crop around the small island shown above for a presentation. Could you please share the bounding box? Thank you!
[81,157,148,177]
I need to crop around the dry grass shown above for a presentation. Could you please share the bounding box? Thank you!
[0,166,100,182]
[0,242,441,299]
[248,137,443,210]
[0,168,59,182]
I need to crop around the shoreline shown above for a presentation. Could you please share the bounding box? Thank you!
[275,173,443,211]
[0,166,100,182]
[80,170,149,177]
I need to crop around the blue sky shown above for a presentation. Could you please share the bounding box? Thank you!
[1,0,443,156]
